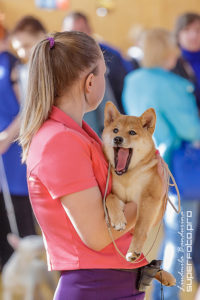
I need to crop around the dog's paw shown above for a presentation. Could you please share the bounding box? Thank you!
[155,270,176,286]
[110,214,127,231]
[111,220,127,231]
[126,251,141,262]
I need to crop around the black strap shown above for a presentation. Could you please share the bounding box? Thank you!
[117,268,138,273]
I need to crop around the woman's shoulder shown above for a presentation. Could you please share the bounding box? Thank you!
[125,68,148,80]
[167,71,194,92]
[36,119,88,145]
[28,120,90,168]
[125,67,167,84]
[0,51,19,76]
[0,51,17,60]
[144,68,194,92]
[0,51,18,66]
[33,122,92,164]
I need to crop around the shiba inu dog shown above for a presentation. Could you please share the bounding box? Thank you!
[102,101,176,286]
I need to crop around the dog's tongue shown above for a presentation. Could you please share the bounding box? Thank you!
[116,148,129,171]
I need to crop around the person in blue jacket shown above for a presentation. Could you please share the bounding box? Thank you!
[0,25,36,270]
[173,14,200,299]
[122,28,200,300]
[173,12,200,112]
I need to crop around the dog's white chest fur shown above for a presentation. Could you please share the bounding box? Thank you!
[112,160,157,205]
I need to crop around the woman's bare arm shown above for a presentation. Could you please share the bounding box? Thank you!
[61,186,137,251]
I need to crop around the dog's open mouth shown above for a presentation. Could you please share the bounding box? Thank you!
[114,147,133,175]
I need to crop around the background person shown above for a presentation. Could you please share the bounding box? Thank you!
[172,12,200,112]
[127,24,145,70]
[11,15,46,105]
[122,28,200,300]
[0,23,36,270]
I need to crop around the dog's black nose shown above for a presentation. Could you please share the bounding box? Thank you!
[114,136,123,145]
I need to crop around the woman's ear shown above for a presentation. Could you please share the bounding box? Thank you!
[85,73,94,94]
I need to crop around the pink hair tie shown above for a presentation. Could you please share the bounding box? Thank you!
[47,37,55,49]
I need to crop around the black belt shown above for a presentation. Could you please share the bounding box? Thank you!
[116,268,138,273]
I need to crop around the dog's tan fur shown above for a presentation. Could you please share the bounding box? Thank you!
[102,102,175,286]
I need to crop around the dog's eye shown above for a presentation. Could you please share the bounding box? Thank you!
[113,128,119,134]
[129,130,136,135]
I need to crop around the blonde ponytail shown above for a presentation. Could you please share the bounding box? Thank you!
[19,31,101,162]
[19,39,55,162]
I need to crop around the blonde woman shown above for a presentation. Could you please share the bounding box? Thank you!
[19,31,150,300]
[122,28,200,300]
[19,29,170,300]
[0,24,36,270]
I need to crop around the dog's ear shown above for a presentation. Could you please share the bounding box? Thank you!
[140,108,156,134]
[104,101,120,127]
[7,233,20,250]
